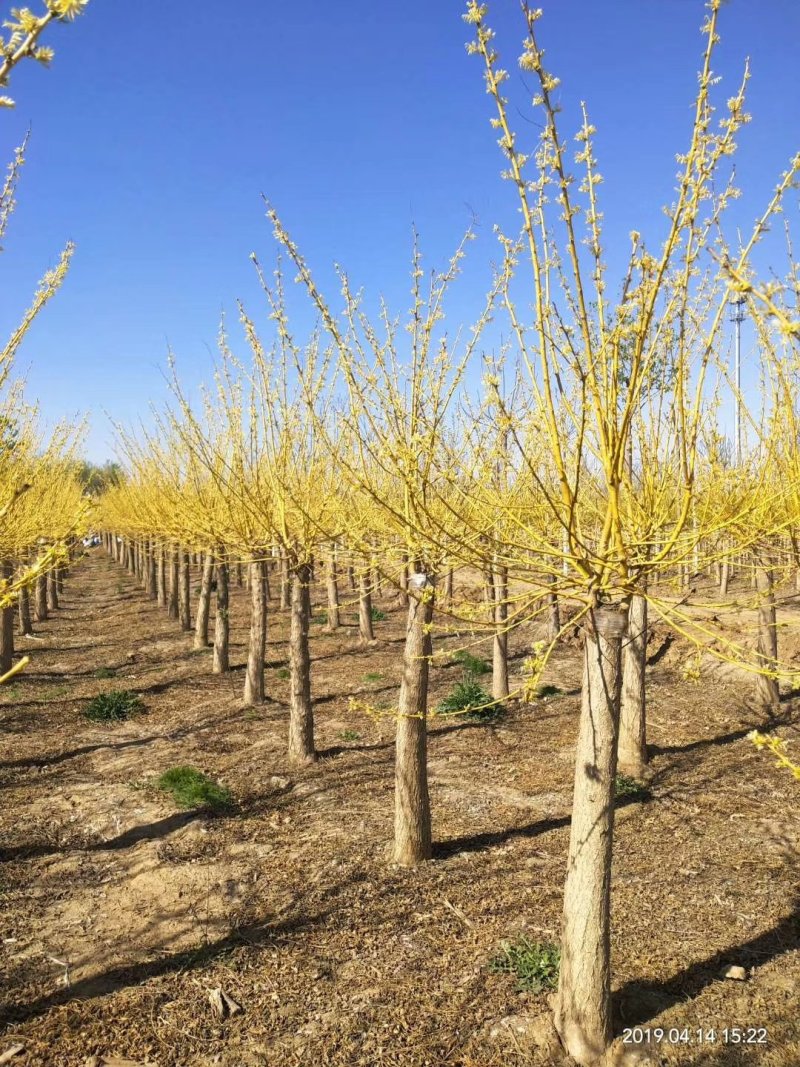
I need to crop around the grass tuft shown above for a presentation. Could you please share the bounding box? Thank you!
[84,689,144,723]
[156,766,233,811]
[370,606,387,622]
[338,729,361,742]
[93,666,117,679]
[276,666,290,680]
[535,684,562,698]
[363,672,383,682]
[489,936,560,993]
[437,678,505,723]
[451,650,490,676]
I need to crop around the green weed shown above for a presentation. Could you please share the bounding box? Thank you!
[156,766,233,812]
[489,936,560,993]
[437,678,505,723]
[84,689,144,723]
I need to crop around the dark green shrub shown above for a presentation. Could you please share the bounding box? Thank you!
[615,774,651,800]
[84,689,144,723]
[370,607,387,622]
[437,678,505,722]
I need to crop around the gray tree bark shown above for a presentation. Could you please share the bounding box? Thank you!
[0,560,14,673]
[554,604,626,1066]
[393,572,435,866]
[619,592,648,778]
[755,559,779,709]
[288,562,315,762]
[244,556,267,706]
[168,544,179,619]
[325,546,340,631]
[35,572,47,621]
[179,549,191,631]
[194,553,214,650]
[213,550,230,673]
[492,563,509,701]
[358,571,374,642]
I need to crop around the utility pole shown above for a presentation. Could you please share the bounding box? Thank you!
[731,296,746,465]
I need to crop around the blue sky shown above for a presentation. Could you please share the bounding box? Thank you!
[2,0,799,461]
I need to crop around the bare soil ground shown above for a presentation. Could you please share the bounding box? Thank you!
[0,552,798,1067]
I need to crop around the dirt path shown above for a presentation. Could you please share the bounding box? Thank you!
[0,552,798,1066]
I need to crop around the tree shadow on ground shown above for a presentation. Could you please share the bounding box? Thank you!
[433,793,651,859]
[0,709,240,775]
[0,810,208,861]
[613,901,800,1031]
[316,717,494,759]
[1,889,349,1025]
[650,705,797,758]
[434,813,571,858]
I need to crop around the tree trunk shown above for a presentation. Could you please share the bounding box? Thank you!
[18,583,33,636]
[179,549,191,631]
[358,571,374,642]
[396,552,410,608]
[35,572,48,622]
[236,561,244,587]
[554,605,626,1066]
[279,553,290,610]
[546,571,561,641]
[56,564,64,595]
[244,556,267,706]
[755,560,779,709]
[147,539,157,599]
[483,565,495,623]
[288,562,315,762]
[619,592,648,778]
[168,544,179,619]
[492,563,509,701]
[194,553,214,650]
[325,547,340,631]
[213,550,230,673]
[393,572,435,866]
[444,566,454,606]
[0,561,14,674]
[47,569,59,611]
[719,550,730,596]
[157,546,167,608]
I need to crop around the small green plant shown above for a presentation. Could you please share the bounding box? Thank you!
[363,672,383,682]
[156,766,233,812]
[338,729,361,742]
[615,774,651,800]
[93,666,117,679]
[276,667,290,680]
[0,684,21,701]
[45,684,69,700]
[312,611,328,625]
[535,684,562,699]
[84,689,145,723]
[370,607,387,622]
[437,678,504,722]
[451,649,490,676]
[489,936,560,993]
